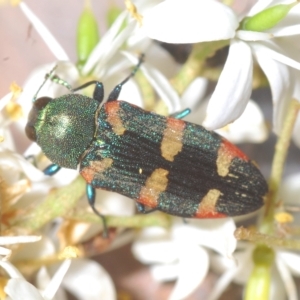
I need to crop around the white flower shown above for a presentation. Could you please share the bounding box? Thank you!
[185,95,268,144]
[210,242,300,300]
[3,258,116,300]
[4,260,71,300]
[132,218,237,300]
[0,235,41,259]
[142,0,300,134]
[18,1,183,118]
[206,172,300,300]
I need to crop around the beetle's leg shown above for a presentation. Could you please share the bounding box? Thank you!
[107,54,145,102]
[136,203,158,214]
[171,108,191,119]
[72,82,104,104]
[43,163,61,176]
[86,184,108,238]
[46,72,105,105]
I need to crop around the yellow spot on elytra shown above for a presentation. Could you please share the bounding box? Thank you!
[0,136,4,143]
[125,0,143,26]
[199,189,221,212]
[275,212,294,224]
[216,145,232,177]
[161,118,184,162]
[81,158,113,184]
[139,168,143,174]
[228,173,239,178]
[106,102,126,135]
[216,139,248,177]
[138,168,169,207]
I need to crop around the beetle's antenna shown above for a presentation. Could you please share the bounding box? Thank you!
[107,54,145,102]
[46,73,73,91]
[119,53,145,86]
[33,65,57,102]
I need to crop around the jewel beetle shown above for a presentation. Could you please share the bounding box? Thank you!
[25,56,267,236]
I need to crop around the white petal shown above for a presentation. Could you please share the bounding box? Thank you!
[269,266,286,300]
[172,218,237,258]
[0,150,45,182]
[252,41,300,70]
[43,260,71,300]
[133,239,176,264]
[0,246,11,257]
[181,77,208,110]
[280,173,300,205]
[11,237,55,262]
[207,268,238,300]
[275,256,298,300]
[83,11,128,75]
[62,259,116,300]
[254,43,294,133]
[141,62,181,112]
[0,92,12,111]
[142,0,238,43]
[19,3,68,61]
[247,0,274,16]
[273,25,300,37]
[83,12,136,76]
[36,267,51,291]
[151,264,179,282]
[278,251,300,276]
[236,30,273,41]
[5,278,44,300]
[93,22,137,77]
[95,189,135,216]
[210,243,254,285]
[132,227,177,264]
[203,40,253,130]
[0,235,41,245]
[0,261,23,279]
[215,100,268,143]
[168,245,209,300]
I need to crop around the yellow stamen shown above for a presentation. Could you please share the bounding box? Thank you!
[125,0,143,26]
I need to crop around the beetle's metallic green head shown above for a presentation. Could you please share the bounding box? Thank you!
[25,94,99,169]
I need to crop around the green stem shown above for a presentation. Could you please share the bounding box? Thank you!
[170,40,229,95]
[14,175,171,233]
[67,211,171,229]
[260,100,300,235]
[15,176,86,232]
[235,226,300,250]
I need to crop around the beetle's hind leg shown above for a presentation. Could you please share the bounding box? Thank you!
[107,54,145,102]
[86,184,109,238]
[171,108,191,119]
[136,203,158,214]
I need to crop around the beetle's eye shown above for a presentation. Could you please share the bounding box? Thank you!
[25,122,37,141]
[25,97,53,141]
[34,96,52,110]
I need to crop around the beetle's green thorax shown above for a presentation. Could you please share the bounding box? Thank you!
[25,94,99,169]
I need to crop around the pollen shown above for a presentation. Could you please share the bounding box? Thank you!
[275,212,294,224]
[125,0,143,26]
